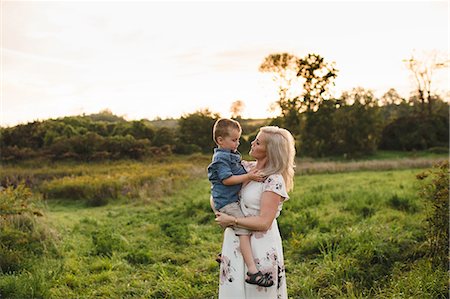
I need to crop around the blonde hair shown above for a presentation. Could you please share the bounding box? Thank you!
[212,118,242,144]
[259,126,296,192]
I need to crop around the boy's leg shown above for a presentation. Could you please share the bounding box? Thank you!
[239,235,258,274]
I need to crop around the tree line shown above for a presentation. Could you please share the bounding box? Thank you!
[260,52,448,157]
[1,52,448,161]
[0,109,262,161]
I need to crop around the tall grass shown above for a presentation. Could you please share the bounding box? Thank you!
[2,156,209,206]
[0,185,58,275]
[39,163,192,205]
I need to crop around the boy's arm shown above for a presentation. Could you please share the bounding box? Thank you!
[222,169,264,185]
[210,196,217,213]
[222,173,250,185]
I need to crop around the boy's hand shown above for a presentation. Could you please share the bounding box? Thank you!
[248,169,266,182]
[215,212,233,228]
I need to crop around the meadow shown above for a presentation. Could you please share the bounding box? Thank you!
[0,153,448,298]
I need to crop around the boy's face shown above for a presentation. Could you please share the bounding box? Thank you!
[217,128,241,152]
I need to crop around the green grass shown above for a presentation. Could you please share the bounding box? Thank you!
[0,160,447,298]
[281,170,442,298]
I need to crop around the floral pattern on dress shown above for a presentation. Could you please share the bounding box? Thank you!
[277,264,285,290]
[253,231,267,239]
[249,246,286,294]
[253,224,272,239]
[254,248,278,286]
[263,176,288,200]
[218,172,289,299]
[220,255,235,284]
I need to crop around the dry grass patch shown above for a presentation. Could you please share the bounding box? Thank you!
[297,157,446,174]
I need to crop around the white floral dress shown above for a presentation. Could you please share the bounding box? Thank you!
[218,165,289,299]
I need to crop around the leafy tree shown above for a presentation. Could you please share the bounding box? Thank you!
[379,95,449,151]
[87,122,110,137]
[1,112,174,161]
[380,88,405,106]
[0,122,46,149]
[302,88,383,157]
[128,121,155,140]
[153,127,176,147]
[85,109,126,122]
[70,132,104,160]
[300,99,338,157]
[379,88,412,124]
[335,88,383,156]
[297,53,338,112]
[379,115,449,151]
[259,52,337,136]
[176,109,219,154]
[110,121,155,141]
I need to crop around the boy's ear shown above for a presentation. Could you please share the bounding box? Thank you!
[216,136,223,144]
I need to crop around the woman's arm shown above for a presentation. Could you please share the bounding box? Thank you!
[215,191,281,231]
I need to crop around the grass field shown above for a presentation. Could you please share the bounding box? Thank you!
[0,154,448,298]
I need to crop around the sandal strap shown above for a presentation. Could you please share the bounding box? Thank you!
[246,271,274,287]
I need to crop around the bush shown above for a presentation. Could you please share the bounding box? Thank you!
[177,109,219,153]
[0,146,37,161]
[417,161,449,268]
[0,185,57,273]
[380,115,449,151]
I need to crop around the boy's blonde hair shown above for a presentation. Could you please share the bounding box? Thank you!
[212,118,242,144]
[259,126,296,192]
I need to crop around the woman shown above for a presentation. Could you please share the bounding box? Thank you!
[215,126,296,299]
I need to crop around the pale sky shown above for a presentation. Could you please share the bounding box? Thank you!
[2,0,449,126]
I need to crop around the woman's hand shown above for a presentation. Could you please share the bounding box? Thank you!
[247,168,266,182]
[215,212,235,229]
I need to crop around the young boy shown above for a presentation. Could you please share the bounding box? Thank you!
[207,118,274,287]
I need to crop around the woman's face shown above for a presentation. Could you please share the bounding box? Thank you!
[250,132,267,159]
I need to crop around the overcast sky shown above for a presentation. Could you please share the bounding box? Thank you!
[2,0,449,126]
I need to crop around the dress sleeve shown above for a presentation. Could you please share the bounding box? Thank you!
[241,160,256,172]
[262,174,289,201]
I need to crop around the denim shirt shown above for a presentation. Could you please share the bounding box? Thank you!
[207,148,247,210]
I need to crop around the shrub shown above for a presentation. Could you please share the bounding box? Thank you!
[0,146,37,161]
[0,185,57,273]
[176,109,219,153]
[380,115,449,151]
[416,161,449,268]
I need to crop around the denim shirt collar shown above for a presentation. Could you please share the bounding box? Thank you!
[214,148,242,161]
[214,148,240,155]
